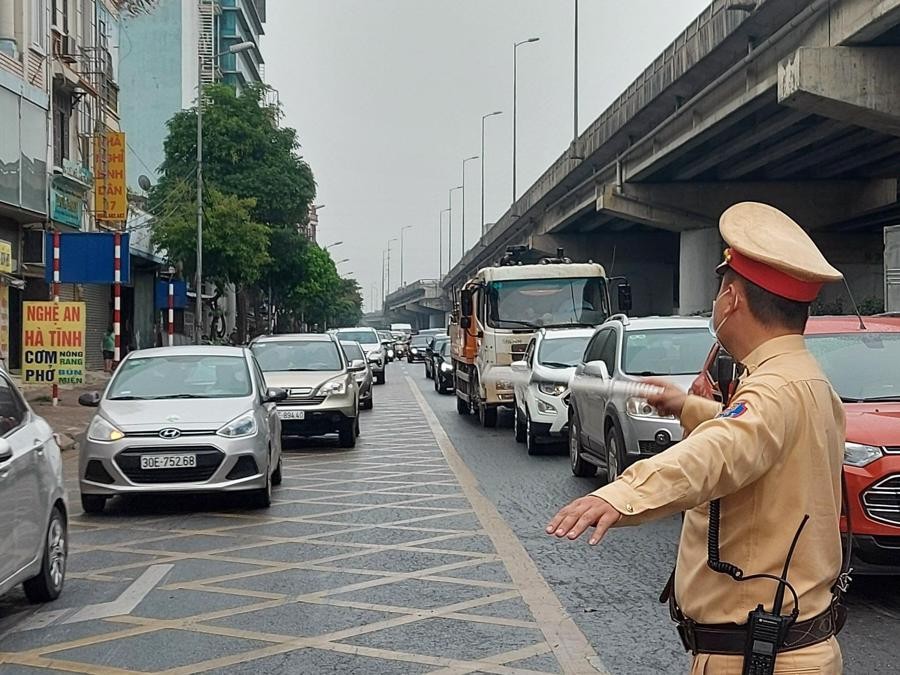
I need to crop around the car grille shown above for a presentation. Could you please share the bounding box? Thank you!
[115,445,224,484]
[639,440,673,455]
[285,395,327,406]
[884,446,900,454]
[862,474,900,526]
[124,429,216,438]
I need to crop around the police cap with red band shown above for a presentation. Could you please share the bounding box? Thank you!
[715,202,842,302]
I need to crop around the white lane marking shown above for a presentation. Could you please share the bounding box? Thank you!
[9,564,173,633]
[406,376,608,675]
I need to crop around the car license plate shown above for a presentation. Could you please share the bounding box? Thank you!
[140,454,197,470]
[278,410,305,420]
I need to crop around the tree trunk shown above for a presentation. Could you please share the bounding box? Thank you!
[236,286,248,343]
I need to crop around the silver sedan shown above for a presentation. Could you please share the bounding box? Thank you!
[78,346,286,513]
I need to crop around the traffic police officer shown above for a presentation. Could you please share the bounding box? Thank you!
[547,202,847,674]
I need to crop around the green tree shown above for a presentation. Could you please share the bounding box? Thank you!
[151,188,270,293]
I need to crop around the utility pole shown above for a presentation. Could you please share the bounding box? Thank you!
[574,0,579,142]
[481,111,502,236]
[513,37,540,204]
[440,207,451,278]
[461,155,478,256]
[400,225,413,286]
[448,185,462,270]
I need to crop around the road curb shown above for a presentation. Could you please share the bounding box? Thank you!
[406,376,609,675]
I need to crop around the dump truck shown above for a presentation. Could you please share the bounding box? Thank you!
[449,247,630,427]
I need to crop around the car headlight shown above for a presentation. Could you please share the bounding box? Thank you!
[538,382,567,397]
[411,348,418,354]
[387,349,394,358]
[87,415,124,442]
[626,397,662,418]
[217,411,257,438]
[844,442,883,467]
[367,352,380,362]
[440,362,453,372]
[495,379,514,392]
[536,398,557,415]
[320,377,348,396]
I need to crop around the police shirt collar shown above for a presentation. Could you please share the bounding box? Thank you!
[740,334,806,374]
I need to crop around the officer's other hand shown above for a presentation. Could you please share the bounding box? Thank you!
[546,495,622,545]
[643,378,687,418]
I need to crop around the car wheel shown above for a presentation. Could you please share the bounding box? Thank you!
[426,363,433,379]
[525,411,539,455]
[514,403,526,443]
[375,370,385,385]
[355,416,361,436]
[479,403,498,428]
[272,454,283,486]
[434,376,440,392]
[604,423,625,482]
[80,494,106,514]
[23,505,67,603]
[249,459,273,509]
[569,411,595,478]
[361,396,373,410]
[339,418,357,448]
[456,394,470,415]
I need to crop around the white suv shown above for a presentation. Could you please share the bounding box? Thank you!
[0,370,68,603]
[334,328,386,384]
[511,327,594,454]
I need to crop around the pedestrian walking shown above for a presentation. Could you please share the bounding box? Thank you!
[547,202,849,674]
[102,325,115,374]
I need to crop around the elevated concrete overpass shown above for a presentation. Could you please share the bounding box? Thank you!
[442,0,900,315]
[383,280,449,330]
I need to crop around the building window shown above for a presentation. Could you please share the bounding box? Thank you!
[53,93,72,167]
[51,0,69,34]
[32,0,48,51]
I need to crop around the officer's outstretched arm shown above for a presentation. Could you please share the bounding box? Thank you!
[591,380,792,527]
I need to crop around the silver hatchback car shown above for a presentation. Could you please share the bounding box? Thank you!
[78,346,287,513]
[0,370,68,603]
[568,316,714,481]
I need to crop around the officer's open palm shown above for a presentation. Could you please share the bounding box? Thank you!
[546,495,622,545]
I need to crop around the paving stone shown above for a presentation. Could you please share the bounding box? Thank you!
[222,520,343,539]
[316,507,458,526]
[333,548,476,574]
[435,561,513,584]
[69,527,168,548]
[161,558,269,584]
[312,525,447,547]
[328,578,497,610]
[50,628,271,671]
[38,577,132,610]
[261,501,357,518]
[456,597,536,623]
[132,533,268,554]
[340,616,545,662]
[66,550,163,574]
[0,619,132,653]
[505,652,564,674]
[205,647,433,674]
[210,568,375,596]
[0,665,73,674]
[413,534,495,554]
[207,600,398,637]
[231,542,360,564]
[132,588,266,620]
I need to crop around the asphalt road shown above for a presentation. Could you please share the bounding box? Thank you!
[406,361,900,674]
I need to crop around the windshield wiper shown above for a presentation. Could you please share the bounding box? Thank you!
[152,393,207,399]
[107,395,148,401]
[840,396,863,403]
[541,361,574,369]
[495,318,539,328]
[859,395,900,403]
[635,371,667,376]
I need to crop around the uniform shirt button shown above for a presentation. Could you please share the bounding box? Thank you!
[625,504,634,513]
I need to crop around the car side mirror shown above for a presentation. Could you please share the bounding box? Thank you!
[78,391,101,407]
[264,387,288,403]
[0,438,12,463]
[617,283,633,313]
[460,289,473,316]
[583,360,610,381]
[510,360,528,373]
[459,316,471,330]
[349,359,366,372]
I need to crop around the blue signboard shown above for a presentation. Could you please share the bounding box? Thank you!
[44,232,131,284]
[154,280,188,310]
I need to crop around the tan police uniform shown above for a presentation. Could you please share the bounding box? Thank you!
[591,203,847,674]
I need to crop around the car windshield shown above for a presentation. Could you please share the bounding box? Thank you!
[411,336,429,347]
[440,342,451,357]
[433,336,450,351]
[487,277,608,328]
[107,355,251,400]
[251,340,343,372]
[538,335,591,368]
[337,330,379,345]
[806,332,900,402]
[622,328,714,376]
[340,341,364,361]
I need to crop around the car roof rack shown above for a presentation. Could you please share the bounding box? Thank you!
[607,313,630,326]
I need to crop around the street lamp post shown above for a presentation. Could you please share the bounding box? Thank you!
[195,40,255,344]
[574,0,579,142]
[448,185,463,271]
[386,237,398,297]
[461,155,478,256]
[481,111,502,236]
[323,240,343,250]
[512,37,540,205]
[439,208,451,278]
[400,225,413,286]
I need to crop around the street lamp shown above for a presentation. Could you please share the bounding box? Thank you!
[513,37,540,205]
[481,111,502,236]
[335,258,350,265]
[323,240,343,250]
[400,225,413,286]
[386,237,398,297]
[439,208,451,278]
[573,0,579,142]
[195,40,255,344]
[461,155,478,256]
[448,185,463,271]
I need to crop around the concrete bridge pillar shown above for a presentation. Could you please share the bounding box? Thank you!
[678,228,723,315]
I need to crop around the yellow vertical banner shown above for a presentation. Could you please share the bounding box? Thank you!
[22,302,86,385]
[0,286,8,366]
[94,131,127,222]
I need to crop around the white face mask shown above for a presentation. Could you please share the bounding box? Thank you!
[708,287,733,339]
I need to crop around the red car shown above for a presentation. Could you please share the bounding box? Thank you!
[691,316,900,574]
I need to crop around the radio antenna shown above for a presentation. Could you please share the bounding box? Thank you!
[842,277,867,331]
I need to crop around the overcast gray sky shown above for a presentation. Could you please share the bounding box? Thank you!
[264,1,711,312]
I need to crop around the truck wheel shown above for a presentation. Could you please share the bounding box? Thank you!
[479,403,498,428]
[456,394,470,415]
[569,411,595,478]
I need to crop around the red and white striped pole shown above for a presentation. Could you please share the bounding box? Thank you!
[167,279,174,346]
[113,232,121,368]
[52,231,60,407]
